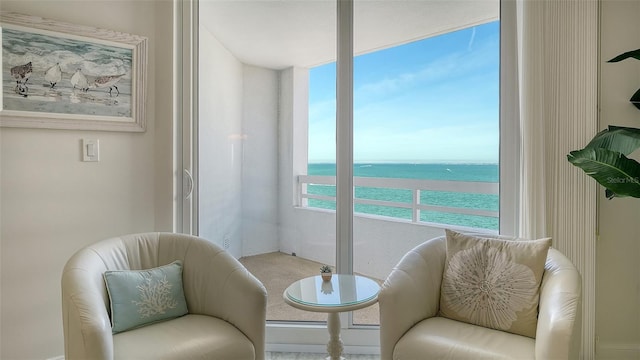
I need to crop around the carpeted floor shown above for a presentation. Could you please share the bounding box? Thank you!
[239,252,381,325]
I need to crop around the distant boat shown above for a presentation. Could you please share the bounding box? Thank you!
[70,69,89,92]
[44,63,62,88]
[93,74,125,96]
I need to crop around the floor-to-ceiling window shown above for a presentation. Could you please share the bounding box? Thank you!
[189,0,509,353]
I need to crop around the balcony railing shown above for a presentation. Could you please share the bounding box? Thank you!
[297,175,499,228]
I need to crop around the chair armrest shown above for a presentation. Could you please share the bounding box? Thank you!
[181,239,267,360]
[62,264,114,360]
[379,236,447,360]
[535,248,582,360]
[218,266,268,359]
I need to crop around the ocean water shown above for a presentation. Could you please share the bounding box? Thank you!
[307,163,499,231]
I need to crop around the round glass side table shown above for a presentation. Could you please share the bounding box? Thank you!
[283,274,380,360]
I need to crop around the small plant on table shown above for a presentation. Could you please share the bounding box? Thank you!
[320,265,333,281]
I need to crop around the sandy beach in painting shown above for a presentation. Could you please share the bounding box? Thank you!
[2,72,132,118]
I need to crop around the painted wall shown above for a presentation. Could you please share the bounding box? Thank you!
[241,65,280,256]
[197,25,244,258]
[0,1,174,359]
[198,28,281,258]
[597,0,640,358]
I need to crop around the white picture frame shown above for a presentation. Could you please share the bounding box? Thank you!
[0,12,147,132]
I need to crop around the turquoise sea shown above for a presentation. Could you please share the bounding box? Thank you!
[307,163,499,231]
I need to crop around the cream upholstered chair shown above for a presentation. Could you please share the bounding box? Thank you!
[62,232,267,360]
[379,235,582,360]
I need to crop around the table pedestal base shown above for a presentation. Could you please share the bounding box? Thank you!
[326,312,345,360]
[283,275,380,360]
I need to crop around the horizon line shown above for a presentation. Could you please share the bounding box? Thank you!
[308,161,499,165]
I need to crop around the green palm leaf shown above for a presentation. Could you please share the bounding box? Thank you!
[567,148,640,199]
[608,49,640,62]
[585,126,640,155]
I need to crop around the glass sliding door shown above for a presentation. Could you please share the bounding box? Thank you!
[351,0,500,325]
[197,0,336,324]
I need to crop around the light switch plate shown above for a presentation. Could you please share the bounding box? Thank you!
[82,139,100,162]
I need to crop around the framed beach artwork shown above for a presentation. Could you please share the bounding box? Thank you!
[0,12,147,132]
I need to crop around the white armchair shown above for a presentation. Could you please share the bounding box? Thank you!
[379,235,582,360]
[62,232,267,360]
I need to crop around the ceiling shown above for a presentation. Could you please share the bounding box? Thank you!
[199,0,499,70]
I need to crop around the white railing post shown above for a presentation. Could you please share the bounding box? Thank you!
[412,189,419,223]
[301,182,308,207]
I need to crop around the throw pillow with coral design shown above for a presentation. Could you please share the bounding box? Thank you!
[104,260,188,333]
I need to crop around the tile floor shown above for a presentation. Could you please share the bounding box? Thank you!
[239,252,382,324]
[266,352,380,359]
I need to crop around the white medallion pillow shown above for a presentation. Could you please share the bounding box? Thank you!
[439,229,551,338]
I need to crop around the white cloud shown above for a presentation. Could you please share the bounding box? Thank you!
[468,26,477,51]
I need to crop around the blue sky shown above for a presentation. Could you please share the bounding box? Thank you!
[308,21,500,164]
